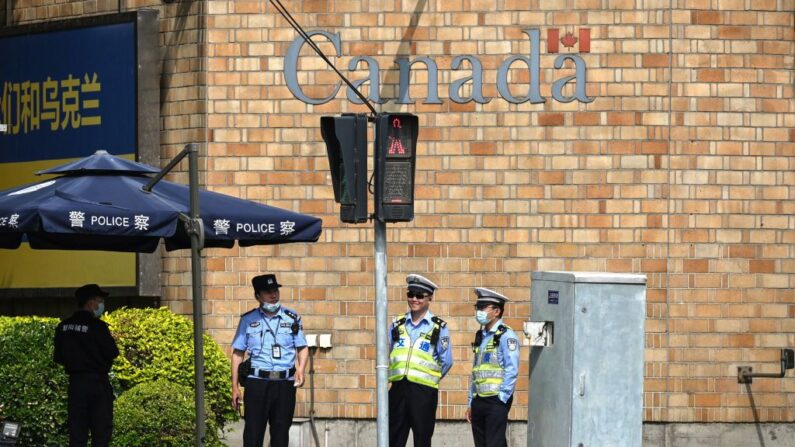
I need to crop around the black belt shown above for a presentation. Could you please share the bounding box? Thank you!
[251,367,296,379]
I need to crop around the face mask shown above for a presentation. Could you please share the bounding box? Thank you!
[94,302,105,318]
[475,310,490,325]
[262,302,281,313]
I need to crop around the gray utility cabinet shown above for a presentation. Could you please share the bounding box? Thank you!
[527,271,646,447]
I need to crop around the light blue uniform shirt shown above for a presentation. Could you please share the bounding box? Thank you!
[468,319,520,405]
[232,306,307,380]
[389,310,453,377]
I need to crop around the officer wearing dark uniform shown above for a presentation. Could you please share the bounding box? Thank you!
[465,288,520,447]
[54,284,119,447]
[388,274,453,447]
[231,274,308,447]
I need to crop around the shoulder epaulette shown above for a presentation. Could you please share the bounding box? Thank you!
[391,316,407,340]
[428,316,445,345]
[283,308,300,321]
[493,324,508,346]
[281,308,301,335]
[241,308,258,317]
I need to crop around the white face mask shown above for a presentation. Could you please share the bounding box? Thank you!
[262,302,281,313]
[475,310,490,325]
[94,302,105,318]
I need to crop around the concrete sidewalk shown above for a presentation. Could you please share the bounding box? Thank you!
[219,418,525,446]
[219,420,795,447]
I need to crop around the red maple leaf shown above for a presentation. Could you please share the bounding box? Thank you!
[561,32,578,49]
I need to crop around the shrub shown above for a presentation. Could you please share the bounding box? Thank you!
[0,308,234,446]
[103,307,235,427]
[112,379,224,447]
[0,316,69,447]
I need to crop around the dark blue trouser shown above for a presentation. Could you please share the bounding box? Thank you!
[243,378,296,447]
[471,395,512,447]
[68,374,113,447]
[388,378,438,447]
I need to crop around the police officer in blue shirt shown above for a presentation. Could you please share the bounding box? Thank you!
[388,274,453,447]
[465,288,520,447]
[231,274,308,447]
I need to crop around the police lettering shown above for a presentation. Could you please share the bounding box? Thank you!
[91,215,129,227]
[236,222,275,234]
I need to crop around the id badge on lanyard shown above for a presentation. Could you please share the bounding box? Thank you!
[263,318,282,359]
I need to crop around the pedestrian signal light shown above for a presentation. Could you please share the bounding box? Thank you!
[321,114,369,223]
[374,113,418,222]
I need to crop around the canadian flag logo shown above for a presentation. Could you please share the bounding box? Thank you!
[547,28,590,53]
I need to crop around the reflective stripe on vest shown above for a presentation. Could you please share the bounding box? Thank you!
[388,320,442,389]
[472,334,505,397]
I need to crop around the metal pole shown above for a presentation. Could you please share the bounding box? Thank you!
[138,142,206,445]
[309,348,320,447]
[187,144,207,447]
[142,146,191,192]
[374,219,388,447]
[737,348,795,384]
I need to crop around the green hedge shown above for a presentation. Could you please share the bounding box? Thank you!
[112,379,223,447]
[104,307,235,427]
[0,316,68,447]
[0,308,235,446]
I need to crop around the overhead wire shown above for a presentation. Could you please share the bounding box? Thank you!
[268,0,377,116]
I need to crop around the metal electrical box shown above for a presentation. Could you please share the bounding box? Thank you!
[527,271,646,447]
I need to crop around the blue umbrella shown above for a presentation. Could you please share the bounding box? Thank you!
[0,150,322,251]
[0,147,322,446]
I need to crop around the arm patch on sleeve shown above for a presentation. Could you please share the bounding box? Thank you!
[507,338,518,351]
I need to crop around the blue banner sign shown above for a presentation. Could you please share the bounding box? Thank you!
[0,17,140,290]
[0,22,136,162]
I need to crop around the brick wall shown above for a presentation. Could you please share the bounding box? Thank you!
[199,0,794,423]
[9,0,795,424]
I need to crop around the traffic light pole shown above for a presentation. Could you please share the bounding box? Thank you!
[284,7,405,443]
[372,113,416,447]
[324,112,417,447]
[374,218,389,447]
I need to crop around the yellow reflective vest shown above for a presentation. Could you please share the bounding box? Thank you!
[388,316,444,389]
[472,324,508,397]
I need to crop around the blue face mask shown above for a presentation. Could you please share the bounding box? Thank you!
[262,302,281,313]
[94,302,105,318]
[475,310,490,325]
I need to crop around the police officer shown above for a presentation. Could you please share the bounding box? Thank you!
[53,284,119,447]
[388,274,453,447]
[465,288,520,447]
[231,274,308,447]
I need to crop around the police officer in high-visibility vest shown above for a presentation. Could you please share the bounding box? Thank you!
[465,288,520,447]
[388,274,453,447]
[231,274,308,447]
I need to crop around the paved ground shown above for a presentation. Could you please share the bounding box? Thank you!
[219,420,795,447]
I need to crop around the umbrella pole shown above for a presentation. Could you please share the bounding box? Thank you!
[148,143,207,446]
[187,145,207,447]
